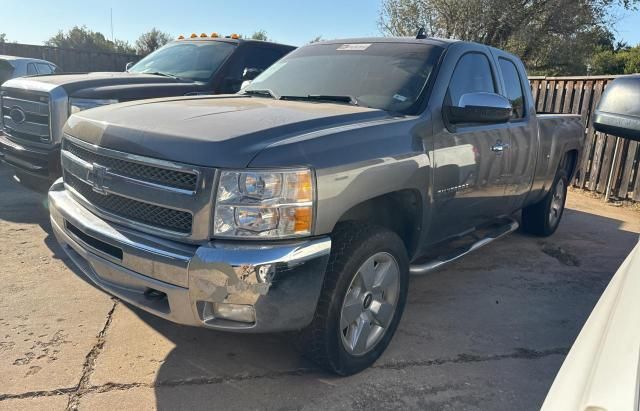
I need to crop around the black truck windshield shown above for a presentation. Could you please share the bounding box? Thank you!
[129,41,235,82]
[245,42,443,113]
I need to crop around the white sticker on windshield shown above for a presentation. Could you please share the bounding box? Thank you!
[337,43,371,51]
[393,94,408,102]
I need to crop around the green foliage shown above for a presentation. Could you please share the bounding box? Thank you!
[135,28,172,55]
[250,30,269,41]
[590,44,640,74]
[378,0,640,75]
[45,26,135,54]
[0,33,6,43]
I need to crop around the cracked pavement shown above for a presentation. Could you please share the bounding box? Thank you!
[0,163,638,411]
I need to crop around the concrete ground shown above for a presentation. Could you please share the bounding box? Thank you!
[0,164,638,411]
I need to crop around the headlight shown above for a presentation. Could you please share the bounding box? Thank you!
[214,169,314,239]
[69,98,119,114]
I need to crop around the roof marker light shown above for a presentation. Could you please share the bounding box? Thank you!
[211,32,219,38]
[231,33,240,39]
[200,33,208,38]
[177,35,185,40]
[190,33,198,38]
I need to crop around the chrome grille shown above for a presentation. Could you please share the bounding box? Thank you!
[60,135,217,241]
[1,89,51,143]
[65,173,193,233]
[62,139,198,191]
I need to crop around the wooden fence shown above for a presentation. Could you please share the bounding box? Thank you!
[0,42,139,72]
[529,75,640,202]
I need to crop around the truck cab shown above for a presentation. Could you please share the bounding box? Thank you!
[0,35,295,190]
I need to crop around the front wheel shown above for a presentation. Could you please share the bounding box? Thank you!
[299,223,409,375]
[522,168,568,236]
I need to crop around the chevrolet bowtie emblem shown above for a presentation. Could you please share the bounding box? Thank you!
[87,163,109,195]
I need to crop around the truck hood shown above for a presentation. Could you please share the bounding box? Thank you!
[64,95,392,168]
[2,72,201,100]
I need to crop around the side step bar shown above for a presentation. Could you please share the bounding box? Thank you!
[409,218,519,275]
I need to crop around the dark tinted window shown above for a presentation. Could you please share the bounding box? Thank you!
[0,59,15,84]
[129,41,236,81]
[27,63,37,75]
[245,47,287,70]
[36,63,54,74]
[218,46,288,93]
[499,58,525,118]
[245,42,443,113]
[448,53,495,105]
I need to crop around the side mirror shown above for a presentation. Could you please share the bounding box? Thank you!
[446,92,512,124]
[242,67,263,81]
[593,75,640,142]
[125,62,134,72]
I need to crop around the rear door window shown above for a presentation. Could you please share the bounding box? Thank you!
[498,58,525,118]
[36,63,54,74]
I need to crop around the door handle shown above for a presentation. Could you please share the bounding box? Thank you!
[491,141,510,153]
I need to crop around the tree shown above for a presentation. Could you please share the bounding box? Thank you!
[250,30,269,41]
[0,33,6,43]
[135,28,172,55]
[591,44,640,74]
[378,0,640,75]
[45,26,135,54]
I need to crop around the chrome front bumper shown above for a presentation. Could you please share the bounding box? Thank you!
[49,179,331,332]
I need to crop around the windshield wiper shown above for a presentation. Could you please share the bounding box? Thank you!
[243,89,281,99]
[281,94,360,106]
[146,71,181,80]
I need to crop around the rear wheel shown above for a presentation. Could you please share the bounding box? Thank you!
[299,223,409,375]
[522,168,568,236]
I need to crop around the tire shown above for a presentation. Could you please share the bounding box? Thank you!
[299,222,409,375]
[522,167,568,237]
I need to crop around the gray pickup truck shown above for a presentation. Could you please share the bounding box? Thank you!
[48,36,584,375]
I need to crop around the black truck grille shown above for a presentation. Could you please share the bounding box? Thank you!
[65,173,193,234]
[62,139,198,191]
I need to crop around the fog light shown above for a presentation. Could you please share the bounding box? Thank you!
[212,303,256,323]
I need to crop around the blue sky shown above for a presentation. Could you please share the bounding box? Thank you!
[1,0,639,47]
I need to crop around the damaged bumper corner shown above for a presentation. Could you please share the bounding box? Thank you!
[48,178,331,332]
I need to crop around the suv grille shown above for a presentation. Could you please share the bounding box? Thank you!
[65,173,193,234]
[63,139,198,191]
[1,89,50,143]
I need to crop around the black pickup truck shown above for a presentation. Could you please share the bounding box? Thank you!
[0,35,294,190]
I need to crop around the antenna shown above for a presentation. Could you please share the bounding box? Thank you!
[416,27,427,39]
[110,8,114,42]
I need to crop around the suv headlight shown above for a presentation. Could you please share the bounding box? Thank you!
[214,169,314,239]
[69,98,119,114]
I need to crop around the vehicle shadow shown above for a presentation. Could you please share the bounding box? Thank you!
[0,164,69,263]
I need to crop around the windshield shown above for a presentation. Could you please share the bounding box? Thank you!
[245,42,443,113]
[129,41,235,82]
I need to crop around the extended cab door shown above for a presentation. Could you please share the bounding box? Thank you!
[490,49,539,212]
[430,47,512,239]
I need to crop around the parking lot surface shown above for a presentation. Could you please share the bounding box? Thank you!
[0,163,638,411]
